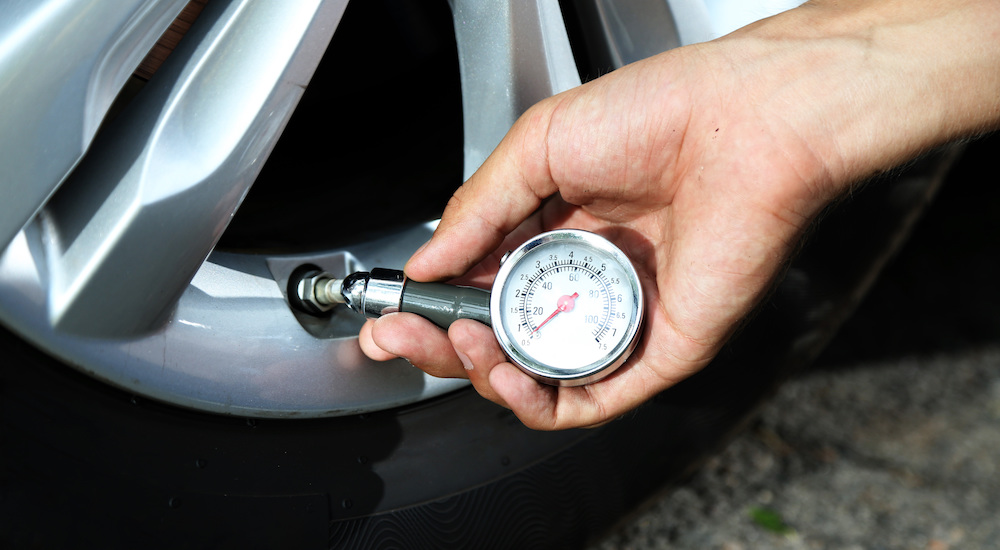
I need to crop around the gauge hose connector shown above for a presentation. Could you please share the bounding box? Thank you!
[291,268,491,329]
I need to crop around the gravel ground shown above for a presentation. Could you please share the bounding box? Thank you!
[591,348,1000,550]
[589,137,1000,550]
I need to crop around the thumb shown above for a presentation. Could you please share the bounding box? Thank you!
[405,103,560,282]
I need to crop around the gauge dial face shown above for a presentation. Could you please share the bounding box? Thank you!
[490,230,644,386]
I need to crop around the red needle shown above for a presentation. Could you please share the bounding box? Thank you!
[531,292,578,334]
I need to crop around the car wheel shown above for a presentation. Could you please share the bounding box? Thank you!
[0,0,958,547]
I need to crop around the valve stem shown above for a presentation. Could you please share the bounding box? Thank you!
[312,276,345,307]
[292,270,344,315]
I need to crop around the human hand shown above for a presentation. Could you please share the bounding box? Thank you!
[359,0,1000,430]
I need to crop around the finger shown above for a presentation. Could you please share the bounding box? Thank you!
[368,313,467,379]
[421,196,592,295]
[487,364,560,429]
[358,320,398,361]
[448,319,512,407]
[488,365,616,431]
[405,102,562,282]
[489,357,672,431]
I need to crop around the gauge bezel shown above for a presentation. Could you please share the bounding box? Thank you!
[489,229,644,386]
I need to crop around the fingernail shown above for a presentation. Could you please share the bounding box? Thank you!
[405,242,431,275]
[456,349,474,371]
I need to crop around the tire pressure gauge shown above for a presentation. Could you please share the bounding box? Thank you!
[490,230,644,385]
[291,229,644,386]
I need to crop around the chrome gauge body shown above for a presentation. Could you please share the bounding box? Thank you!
[490,230,644,386]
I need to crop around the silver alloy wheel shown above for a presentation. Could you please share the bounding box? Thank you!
[0,0,803,417]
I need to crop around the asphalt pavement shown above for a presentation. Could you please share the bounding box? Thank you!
[589,137,1000,550]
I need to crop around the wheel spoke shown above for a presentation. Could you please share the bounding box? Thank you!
[38,0,348,337]
[449,0,582,179]
[0,0,190,251]
[575,0,683,68]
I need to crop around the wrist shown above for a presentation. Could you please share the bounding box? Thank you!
[722,0,1000,189]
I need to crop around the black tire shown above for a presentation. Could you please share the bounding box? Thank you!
[0,145,959,549]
